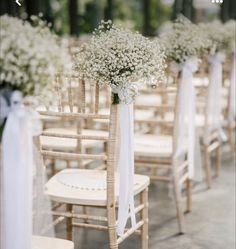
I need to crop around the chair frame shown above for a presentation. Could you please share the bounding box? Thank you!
[39,78,149,249]
[134,80,192,234]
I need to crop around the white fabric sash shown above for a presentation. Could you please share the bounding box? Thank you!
[228,53,236,122]
[117,104,136,236]
[206,52,227,144]
[174,58,202,181]
[1,91,41,249]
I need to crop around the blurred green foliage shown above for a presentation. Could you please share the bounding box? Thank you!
[13,0,172,35]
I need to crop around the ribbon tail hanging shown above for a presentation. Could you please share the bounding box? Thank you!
[207,53,227,143]
[117,103,136,236]
[1,91,42,249]
[174,58,202,182]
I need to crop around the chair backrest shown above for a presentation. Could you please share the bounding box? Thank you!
[134,71,180,156]
[38,75,118,210]
[194,59,224,144]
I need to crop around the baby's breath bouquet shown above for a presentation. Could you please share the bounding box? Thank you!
[160,16,211,63]
[0,15,71,97]
[75,21,166,104]
[224,20,236,53]
[0,15,71,138]
[199,20,235,54]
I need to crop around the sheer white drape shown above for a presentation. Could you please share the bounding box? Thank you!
[205,52,227,143]
[117,104,136,236]
[174,58,202,181]
[0,91,54,249]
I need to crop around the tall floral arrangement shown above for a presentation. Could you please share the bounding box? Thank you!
[224,20,236,53]
[159,16,212,63]
[74,21,166,104]
[0,15,71,138]
[0,15,71,97]
[199,20,235,54]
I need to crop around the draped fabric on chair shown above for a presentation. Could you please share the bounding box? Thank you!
[173,58,202,182]
[0,91,60,249]
[206,53,227,143]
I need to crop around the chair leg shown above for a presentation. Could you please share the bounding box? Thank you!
[203,145,212,189]
[51,158,56,175]
[108,232,118,249]
[186,179,192,213]
[66,204,73,240]
[108,210,118,249]
[172,174,185,234]
[215,144,221,177]
[228,126,235,155]
[141,188,149,249]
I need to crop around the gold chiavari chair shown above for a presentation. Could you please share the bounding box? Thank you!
[39,75,108,174]
[223,54,236,153]
[133,83,191,234]
[38,81,150,249]
[194,60,223,189]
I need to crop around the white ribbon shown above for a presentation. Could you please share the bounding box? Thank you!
[117,103,136,236]
[1,91,41,249]
[174,58,202,181]
[205,52,227,143]
[228,53,236,122]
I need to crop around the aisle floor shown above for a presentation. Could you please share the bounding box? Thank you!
[56,151,235,249]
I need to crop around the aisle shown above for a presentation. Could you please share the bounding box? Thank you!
[55,150,235,249]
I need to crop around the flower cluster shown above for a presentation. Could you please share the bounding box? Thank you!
[74,21,166,104]
[224,20,236,53]
[199,20,235,54]
[0,15,71,99]
[159,16,212,63]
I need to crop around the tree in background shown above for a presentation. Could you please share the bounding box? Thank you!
[25,0,41,17]
[0,1,19,16]
[69,0,79,35]
[143,0,151,36]
[104,0,113,20]
[221,0,236,22]
[172,0,194,21]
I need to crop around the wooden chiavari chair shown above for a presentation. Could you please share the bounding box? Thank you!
[38,80,150,249]
[194,59,223,189]
[223,54,236,153]
[133,83,191,234]
[39,75,108,174]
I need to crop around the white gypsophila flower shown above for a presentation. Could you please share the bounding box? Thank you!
[0,15,72,103]
[74,20,166,104]
[224,20,236,53]
[159,15,212,63]
[199,20,235,54]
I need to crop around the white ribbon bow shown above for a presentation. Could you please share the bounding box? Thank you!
[205,52,227,143]
[1,91,41,249]
[174,58,202,181]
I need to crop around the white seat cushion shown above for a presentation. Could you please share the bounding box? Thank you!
[45,169,149,206]
[32,236,74,249]
[135,134,174,158]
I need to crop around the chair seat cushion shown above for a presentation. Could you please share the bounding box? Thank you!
[32,236,74,249]
[135,134,174,158]
[45,169,149,206]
